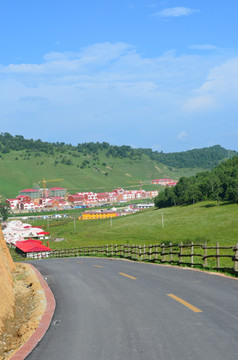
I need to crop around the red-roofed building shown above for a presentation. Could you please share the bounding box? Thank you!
[6,198,21,210]
[19,189,40,200]
[167,181,178,187]
[37,231,50,235]
[19,201,43,211]
[16,195,31,203]
[15,239,52,258]
[151,179,178,186]
[96,193,110,204]
[69,194,89,205]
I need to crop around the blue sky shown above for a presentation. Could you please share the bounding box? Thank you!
[0,0,238,152]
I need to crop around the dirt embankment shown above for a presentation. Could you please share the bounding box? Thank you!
[0,227,47,359]
[0,226,16,331]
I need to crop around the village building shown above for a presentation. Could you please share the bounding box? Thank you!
[50,187,67,197]
[68,194,86,204]
[19,189,40,199]
[15,239,52,259]
[80,211,119,220]
[16,195,32,203]
[10,184,158,213]
[6,198,21,210]
[151,179,178,186]
[19,201,43,212]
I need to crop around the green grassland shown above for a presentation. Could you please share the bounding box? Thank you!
[0,149,203,198]
[31,201,238,249]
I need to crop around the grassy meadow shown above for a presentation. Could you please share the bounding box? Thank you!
[30,201,238,249]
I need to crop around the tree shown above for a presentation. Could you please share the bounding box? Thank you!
[0,203,10,221]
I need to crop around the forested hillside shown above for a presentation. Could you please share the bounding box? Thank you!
[141,145,237,169]
[154,156,238,208]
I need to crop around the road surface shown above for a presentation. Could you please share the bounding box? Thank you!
[27,258,238,360]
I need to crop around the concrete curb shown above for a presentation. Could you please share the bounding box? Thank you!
[10,265,56,360]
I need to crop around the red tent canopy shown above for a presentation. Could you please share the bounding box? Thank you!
[15,240,52,253]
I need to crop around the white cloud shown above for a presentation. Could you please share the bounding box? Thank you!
[0,44,212,91]
[183,57,238,112]
[153,7,199,18]
[177,131,188,141]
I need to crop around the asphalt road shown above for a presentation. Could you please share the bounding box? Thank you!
[27,258,238,360]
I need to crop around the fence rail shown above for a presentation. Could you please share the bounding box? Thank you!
[24,242,238,273]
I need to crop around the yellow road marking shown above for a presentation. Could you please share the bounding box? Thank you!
[119,272,137,280]
[167,294,202,313]
[93,265,102,268]
[77,261,82,263]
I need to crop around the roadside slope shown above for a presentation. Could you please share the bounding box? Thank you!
[0,226,15,330]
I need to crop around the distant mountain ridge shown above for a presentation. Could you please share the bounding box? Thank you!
[140,145,237,169]
[0,133,236,169]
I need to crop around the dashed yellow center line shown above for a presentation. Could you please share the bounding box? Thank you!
[119,272,137,280]
[93,265,102,268]
[77,261,82,263]
[167,294,202,313]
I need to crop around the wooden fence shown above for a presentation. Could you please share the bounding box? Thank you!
[28,242,238,273]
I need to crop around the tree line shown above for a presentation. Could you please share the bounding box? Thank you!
[154,156,238,208]
[0,133,141,160]
[141,145,237,169]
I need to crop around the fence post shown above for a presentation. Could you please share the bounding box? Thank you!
[155,244,158,261]
[170,242,173,263]
[149,244,152,261]
[161,243,165,262]
[216,242,220,270]
[191,242,194,266]
[179,242,183,264]
[139,245,142,261]
[143,244,146,260]
[234,243,238,272]
[111,244,114,257]
[106,244,109,257]
[124,245,126,258]
[203,242,207,267]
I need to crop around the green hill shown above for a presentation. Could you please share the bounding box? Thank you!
[0,133,236,198]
